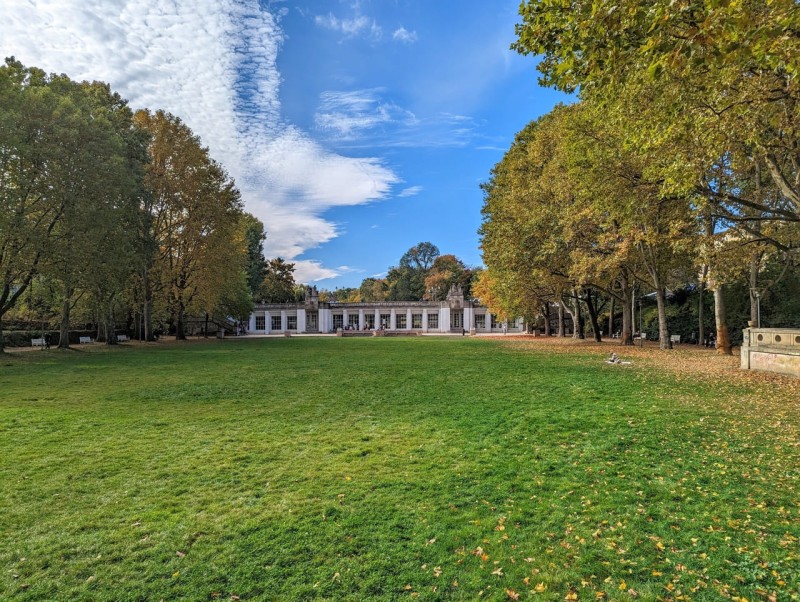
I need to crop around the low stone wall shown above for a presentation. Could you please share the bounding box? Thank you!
[740,328,800,377]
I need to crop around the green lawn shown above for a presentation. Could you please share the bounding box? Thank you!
[0,338,798,601]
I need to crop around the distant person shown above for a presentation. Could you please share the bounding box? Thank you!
[44,333,51,349]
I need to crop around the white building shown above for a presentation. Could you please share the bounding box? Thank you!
[247,285,524,335]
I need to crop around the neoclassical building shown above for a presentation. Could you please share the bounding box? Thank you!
[247,285,524,335]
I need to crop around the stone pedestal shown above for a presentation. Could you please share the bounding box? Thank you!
[741,328,800,377]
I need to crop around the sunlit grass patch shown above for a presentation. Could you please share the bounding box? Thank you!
[1,337,798,600]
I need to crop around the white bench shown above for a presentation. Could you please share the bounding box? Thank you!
[670,334,681,344]
[31,338,45,346]
[79,336,93,344]
[116,334,129,342]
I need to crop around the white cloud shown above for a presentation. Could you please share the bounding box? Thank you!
[315,89,416,138]
[0,0,398,277]
[293,260,340,283]
[315,12,382,40]
[392,27,417,43]
[398,186,423,198]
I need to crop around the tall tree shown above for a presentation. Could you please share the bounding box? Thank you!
[134,109,243,340]
[513,0,800,241]
[424,254,473,301]
[0,60,144,350]
[259,258,298,303]
[358,277,389,302]
[387,242,440,301]
[45,80,146,347]
[242,213,267,299]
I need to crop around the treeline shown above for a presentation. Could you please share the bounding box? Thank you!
[256,242,479,304]
[317,242,479,303]
[0,58,270,350]
[479,1,799,351]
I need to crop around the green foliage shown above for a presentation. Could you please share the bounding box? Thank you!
[134,109,245,338]
[258,258,298,303]
[387,242,441,301]
[242,213,267,298]
[0,59,148,349]
[358,277,389,302]
[423,254,473,301]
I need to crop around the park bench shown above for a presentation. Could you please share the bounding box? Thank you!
[31,338,45,347]
[79,336,93,344]
[340,331,372,337]
[670,334,681,344]
[116,334,129,342]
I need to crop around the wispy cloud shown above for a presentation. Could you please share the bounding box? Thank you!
[315,12,382,41]
[392,27,417,43]
[0,0,399,283]
[315,89,416,138]
[314,89,482,148]
[398,186,423,198]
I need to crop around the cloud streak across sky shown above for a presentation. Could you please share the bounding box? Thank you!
[0,0,400,282]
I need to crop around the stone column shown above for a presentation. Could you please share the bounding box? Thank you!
[422,309,428,333]
[406,308,412,329]
[297,309,306,333]
[440,307,450,333]
[281,310,287,332]
[390,309,396,330]
[359,309,365,330]
[374,309,381,328]
[464,306,474,331]
[264,311,271,334]
[342,309,348,328]
[248,313,256,333]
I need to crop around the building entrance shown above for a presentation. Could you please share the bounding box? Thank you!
[450,309,464,332]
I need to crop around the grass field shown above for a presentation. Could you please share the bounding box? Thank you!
[0,337,798,601]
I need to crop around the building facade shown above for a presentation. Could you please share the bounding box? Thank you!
[247,285,524,335]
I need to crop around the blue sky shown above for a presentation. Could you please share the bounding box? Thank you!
[1,0,570,288]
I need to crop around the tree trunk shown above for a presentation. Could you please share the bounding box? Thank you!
[620,272,633,346]
[0,321,5,354]
[584,287,602,342]
[204,312,209,338]
[106,298,117,345]
[59,296,70,349]
[59,281,72,349]
[655,286,672,350]
[714,285,732,355]
[557,302,565,337]
[608,297,615,339]
[698,266,707,345]
[749,253,760,325]
[542,303,551,336]
[565,291,585,339]
[143,267,155,341]
[175,301,186,341]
